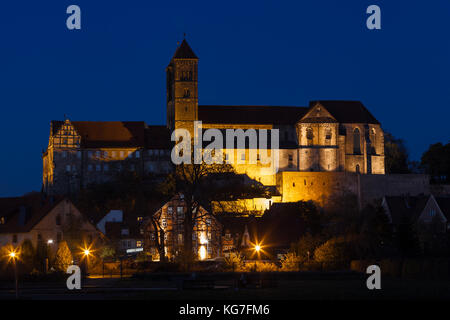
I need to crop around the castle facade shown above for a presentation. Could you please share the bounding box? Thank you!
[43,39,426,211]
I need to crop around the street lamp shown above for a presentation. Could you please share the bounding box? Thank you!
[8,249,19,299]
[81,247,92,277]
[253,244,262,272]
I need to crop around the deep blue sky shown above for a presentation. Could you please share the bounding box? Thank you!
[1,0,449,196]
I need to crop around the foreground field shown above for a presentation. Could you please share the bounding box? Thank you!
[0,272,449,300]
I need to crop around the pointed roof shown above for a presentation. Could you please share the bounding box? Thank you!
[309,101,380,124]
[172,39,198,59]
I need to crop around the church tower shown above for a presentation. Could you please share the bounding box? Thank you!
[166,39,198,138]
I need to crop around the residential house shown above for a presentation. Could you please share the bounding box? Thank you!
[144,194,222,261]
[0,194,103,254]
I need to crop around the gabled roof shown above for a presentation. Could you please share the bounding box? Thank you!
[198,105,308,125]
[435,197,450,220]
[383,195,430,225]
[0,194,65,234]
[172,39,198,60]
[309,101,380,124]
[199,101,380,126]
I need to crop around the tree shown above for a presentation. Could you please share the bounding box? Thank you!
[161,161,268,270]
[148,209,167,263]
[280,252,301,271]
[292,233,323,262]
[54,241,73,272]
[358,204,394,259]
[384,132,410,174]
[99,245,116,260]
[224,252,244,271]
[314,236,356,268]
[20,239,35,272]
[421,142,450,183]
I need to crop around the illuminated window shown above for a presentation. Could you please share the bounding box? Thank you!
[77,151,81,159]
[0,217,4,225]
[96,151,100,158]
[137,216,143,222]
[178,233,183,244]
[177,207,184,218]
[135,151,140,158]
[167,207,173,214]
[136,241,142,247]
[66,165,71,172]
[62,151,67,158]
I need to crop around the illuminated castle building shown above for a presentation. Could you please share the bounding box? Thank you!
[43,40,429,211]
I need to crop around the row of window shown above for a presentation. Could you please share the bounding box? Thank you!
[59,149,170,160]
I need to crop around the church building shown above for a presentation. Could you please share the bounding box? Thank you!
[42,39,396,210]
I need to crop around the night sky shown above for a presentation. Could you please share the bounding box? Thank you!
[1,0,449,196]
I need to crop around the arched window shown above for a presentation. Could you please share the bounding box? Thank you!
[370,128,376,154]
[353,128,361,154]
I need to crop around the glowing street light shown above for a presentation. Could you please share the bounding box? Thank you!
[7,249,19,299]
[254,245,261,252]
[80,245,94,277]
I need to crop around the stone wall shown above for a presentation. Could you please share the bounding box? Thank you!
[276,171,430,207]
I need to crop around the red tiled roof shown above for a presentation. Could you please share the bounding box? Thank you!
[51,121,172,149]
